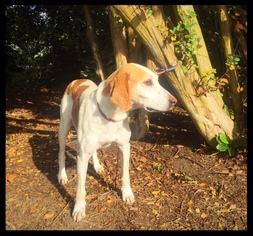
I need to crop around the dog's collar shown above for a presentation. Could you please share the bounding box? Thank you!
[97,102,116,122]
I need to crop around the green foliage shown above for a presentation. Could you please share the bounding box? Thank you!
[6,5,112,92]
[6,135,11,145]
[146,7,153,15]
[183,171,193,181]
[154,163,163,172]
[169,9,199,73]
[223,104,234,120]
[225,54,240,71]
[216,134,247,156]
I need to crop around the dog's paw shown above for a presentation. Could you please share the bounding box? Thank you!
[122,188,135,205]
[57,173,68,185]
[94,163,104,175]
[72,201,86,222]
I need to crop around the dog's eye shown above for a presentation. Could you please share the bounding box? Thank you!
[144,80,153,86]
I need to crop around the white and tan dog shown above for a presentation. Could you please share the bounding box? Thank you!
[57,63,177,222]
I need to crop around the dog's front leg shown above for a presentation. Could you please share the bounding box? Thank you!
[119,143,135,204]
[72,150,90,222]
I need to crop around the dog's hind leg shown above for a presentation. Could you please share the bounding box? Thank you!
[92,150,104,174]
[57,94,73,185]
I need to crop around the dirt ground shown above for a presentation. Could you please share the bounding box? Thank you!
[6,87,247,230]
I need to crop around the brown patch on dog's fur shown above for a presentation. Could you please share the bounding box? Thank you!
[65,79,90,127]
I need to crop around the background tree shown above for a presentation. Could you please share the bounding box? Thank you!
[83,5,106,81]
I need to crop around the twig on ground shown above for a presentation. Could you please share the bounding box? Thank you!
[218,180,224,198]
[180,200,185,215]
[68,174,77,183]
[211,171,246,176]
[53,200,71,222]
[173,148,180,158]
[207,164,220,172]
[181,156,204,168]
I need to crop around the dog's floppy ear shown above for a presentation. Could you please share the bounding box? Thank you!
[103,68,131,111]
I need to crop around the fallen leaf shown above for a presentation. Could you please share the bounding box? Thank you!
[85,194,97,200]
[201,213,207,218]
[152,162,159,168]
[220,78,229,84]
[195,208,200,214]
[107,196,115,203]
[220,208,229,213]
[100,207,107,212]
[6,174,16,184]
[177,145,184,148]
[229,204,237,210]
[229,65,235,70]
[187,207,193,213]
[233,225,238,230]
[140,157,147,163]
[43,213,54,219]
[214,202,220,206]
[161,191,169,197]
[152,190,161,196]
[199,183,207,187]
[152,209,159,215]
[210,186,216,198]
[236,22,247,32]
[143,171,150,176]
[188,200,193,205]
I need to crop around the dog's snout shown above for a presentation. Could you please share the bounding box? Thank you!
[169,96,177,106]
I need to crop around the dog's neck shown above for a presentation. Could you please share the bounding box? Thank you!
[96,102,117,122]
[96,81,130,122]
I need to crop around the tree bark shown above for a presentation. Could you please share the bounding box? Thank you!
[217,5,243,115]
[113,5,240,148]
[83,5,106,81]
[108,6,128,68]
[176,5,224,108]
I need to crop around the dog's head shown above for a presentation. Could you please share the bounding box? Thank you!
[103,63,177,112]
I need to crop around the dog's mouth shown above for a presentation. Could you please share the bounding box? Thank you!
[145,106,175,112]
[145,107,161,112]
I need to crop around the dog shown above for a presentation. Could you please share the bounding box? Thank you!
[57,63,177,222]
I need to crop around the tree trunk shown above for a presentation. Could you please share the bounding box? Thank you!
[176,5,224,108]
[113,5,240,148]
[108,6,128,68]
[217,5,243,115]
[83,5,106,81]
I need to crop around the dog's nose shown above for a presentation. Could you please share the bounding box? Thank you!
[169,96,177,106]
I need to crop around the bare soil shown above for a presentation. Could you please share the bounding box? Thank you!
[6,88,247,230]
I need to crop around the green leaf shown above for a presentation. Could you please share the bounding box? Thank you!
[218,134,230,145]
[231,137,247,148]
[227,147,234,156]
[216,144,228,152]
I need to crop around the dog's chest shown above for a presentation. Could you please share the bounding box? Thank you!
[85,121,131,149]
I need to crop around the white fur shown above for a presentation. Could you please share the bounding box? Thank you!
[57,63,177,222]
